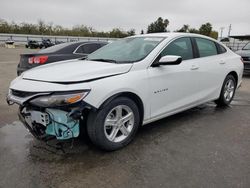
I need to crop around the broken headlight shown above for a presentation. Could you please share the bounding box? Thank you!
[29,91,89,107]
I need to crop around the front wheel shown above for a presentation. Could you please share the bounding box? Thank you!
[215,74,236,106]
[87,97,140,151]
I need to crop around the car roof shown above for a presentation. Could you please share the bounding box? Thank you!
[132,32,217,40]
[63,41,108,45]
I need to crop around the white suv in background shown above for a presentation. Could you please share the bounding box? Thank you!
[7,33,243,151]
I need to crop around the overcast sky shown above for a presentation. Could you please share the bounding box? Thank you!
[1,0,249,37]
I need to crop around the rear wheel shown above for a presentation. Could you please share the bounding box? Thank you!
[215,74,236,106]
[87,97,140,151]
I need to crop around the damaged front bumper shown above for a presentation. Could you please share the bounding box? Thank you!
[18,107,80,140]
[7,90,95,141]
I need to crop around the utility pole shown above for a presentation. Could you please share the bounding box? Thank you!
[228,24,232,37]
[220,27,225,39]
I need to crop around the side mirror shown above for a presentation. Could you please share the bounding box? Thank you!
[153,55,182,66]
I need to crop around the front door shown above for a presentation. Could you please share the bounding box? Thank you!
[147,37,200,119]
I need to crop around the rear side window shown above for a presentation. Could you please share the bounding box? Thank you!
[160,37,193,60]
[218,44,227,54]
[195,38,218,57]
[82,44,100,54]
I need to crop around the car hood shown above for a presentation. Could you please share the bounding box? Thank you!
[22,59,133,83]
[235,50,250,56]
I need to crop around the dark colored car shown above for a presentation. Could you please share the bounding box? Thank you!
[5,38,15,45]
[235,42,250,73]
[17,41,108,75]
[25,40,41,49]
[40,39,54,49]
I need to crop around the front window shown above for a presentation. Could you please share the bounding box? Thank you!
[160,37,193,60]
[87,37,165,63]
[243,43,250,50]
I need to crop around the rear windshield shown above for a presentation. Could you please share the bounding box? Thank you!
[38,43,73,54]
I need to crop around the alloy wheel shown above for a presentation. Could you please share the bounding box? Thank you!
[223,79,235,102]
[104,105,135,143]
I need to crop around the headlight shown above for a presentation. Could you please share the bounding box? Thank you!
[29,91,89,107]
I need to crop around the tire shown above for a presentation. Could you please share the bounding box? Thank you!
[215,74,236,106]
[87,97,140,151]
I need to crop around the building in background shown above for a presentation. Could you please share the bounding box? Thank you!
[221,35,250,51]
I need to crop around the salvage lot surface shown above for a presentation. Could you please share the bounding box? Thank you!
[0,47,249,188]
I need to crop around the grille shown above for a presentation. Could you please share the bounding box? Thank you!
[11,89,38,98]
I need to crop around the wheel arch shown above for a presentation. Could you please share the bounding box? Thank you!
[98,92,144,126]
[227,71,238,86]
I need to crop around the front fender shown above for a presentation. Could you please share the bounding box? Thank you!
[83,70,151,121]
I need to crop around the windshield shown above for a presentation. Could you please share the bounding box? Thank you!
[243,43,250,50]
[87,37,165,63]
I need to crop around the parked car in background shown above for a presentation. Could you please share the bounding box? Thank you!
[5,38,15,45]
[17,41,108,75]
[7,33,243,151]
[25,40,40,49]
[55,41,64,45]
[25,39,55,49]
[40,39,54,49]
[235,42,250,73]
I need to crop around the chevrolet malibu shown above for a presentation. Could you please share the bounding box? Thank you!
[7,33,243,151]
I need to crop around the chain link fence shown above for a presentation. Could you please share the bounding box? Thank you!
[222,41,249,51]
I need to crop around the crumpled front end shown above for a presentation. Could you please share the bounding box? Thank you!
[6,78,93,141]
[18,106,80,140]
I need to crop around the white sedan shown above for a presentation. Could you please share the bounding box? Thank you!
[7,33,243,151]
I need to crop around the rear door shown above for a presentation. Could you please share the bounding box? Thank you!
[192,37,226,101]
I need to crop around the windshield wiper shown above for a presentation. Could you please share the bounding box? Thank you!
[88,58,117,63]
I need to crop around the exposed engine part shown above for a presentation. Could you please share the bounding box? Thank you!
[19,107,80,140]
[45,108,80,140]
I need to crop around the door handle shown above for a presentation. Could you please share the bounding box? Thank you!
[190,65,199,70]
[219,61,226,65]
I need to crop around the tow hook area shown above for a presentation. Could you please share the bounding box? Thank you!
[20,108,80,140]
